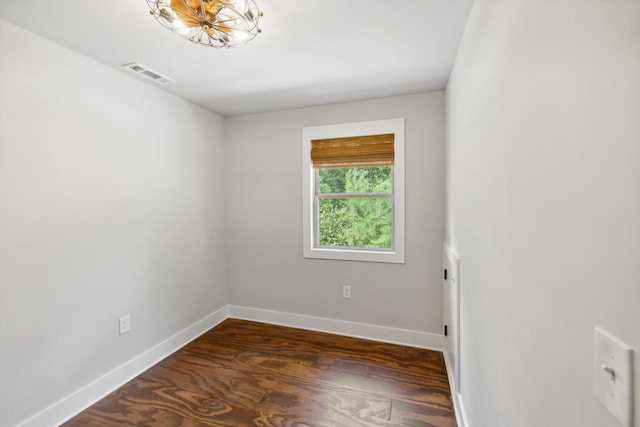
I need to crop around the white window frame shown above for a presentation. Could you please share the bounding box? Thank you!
[302,118,405,263]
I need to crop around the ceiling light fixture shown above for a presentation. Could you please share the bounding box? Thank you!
[146,0,262,48]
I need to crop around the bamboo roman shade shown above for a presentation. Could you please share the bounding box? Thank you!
[311,133,395,169]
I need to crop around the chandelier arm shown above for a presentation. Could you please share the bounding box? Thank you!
[198,0,208,20]
[177,0,202,21]
[215,14,258,29]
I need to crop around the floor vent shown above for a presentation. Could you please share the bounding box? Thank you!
[121,62,175,85]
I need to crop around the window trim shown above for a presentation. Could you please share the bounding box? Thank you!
[302,118,405,263]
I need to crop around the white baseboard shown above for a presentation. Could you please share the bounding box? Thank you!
[457,395,471,427]
[444,350,470,427]
[227,305,444,351]
[17,306,229,427]
[19,305,445,426]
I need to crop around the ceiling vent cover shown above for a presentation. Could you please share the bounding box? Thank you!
[121,62,175,85]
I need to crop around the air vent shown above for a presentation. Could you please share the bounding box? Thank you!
[121,62,175,85]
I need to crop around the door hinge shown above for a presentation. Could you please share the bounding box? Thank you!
[444,325,448,337]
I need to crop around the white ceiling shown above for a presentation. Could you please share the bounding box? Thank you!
[0,0,474,116]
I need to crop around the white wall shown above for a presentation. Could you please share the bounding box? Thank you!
[446,1,640,426]
[0,19,227,426]
[225,93,445,334]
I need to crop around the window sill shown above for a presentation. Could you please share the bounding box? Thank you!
[303,247,405,264]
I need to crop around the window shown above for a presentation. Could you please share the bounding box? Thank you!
[314,136,394,249]
[303,118,405,263]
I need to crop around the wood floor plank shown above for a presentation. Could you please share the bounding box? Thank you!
[63,319,456,427]
[149,347,396,425]
[141,350,268,406]
[234,350,451,406]
[64,378,306,427]
[389,400,458,427]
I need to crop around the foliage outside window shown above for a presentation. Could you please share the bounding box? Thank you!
[317,166,393,249]
[302,119,405,263]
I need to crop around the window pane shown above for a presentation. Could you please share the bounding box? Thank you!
[318,198,392,248]
[318,167,391,194]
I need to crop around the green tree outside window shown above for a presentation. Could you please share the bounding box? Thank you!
[317,167,392,249]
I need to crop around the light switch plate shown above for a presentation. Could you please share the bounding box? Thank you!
[594,326,634,427]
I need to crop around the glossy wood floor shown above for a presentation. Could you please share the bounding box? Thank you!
[64,319,456,427]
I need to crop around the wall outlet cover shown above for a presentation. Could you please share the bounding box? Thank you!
[342,285,351,299]
[119,315,131,335]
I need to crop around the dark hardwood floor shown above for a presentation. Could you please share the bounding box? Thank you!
[64,319,456,427]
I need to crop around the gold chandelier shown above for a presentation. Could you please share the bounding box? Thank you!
[146,0,262,48]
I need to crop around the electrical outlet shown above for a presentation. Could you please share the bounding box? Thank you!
[342,285,351,299]
[119,315,131,335]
